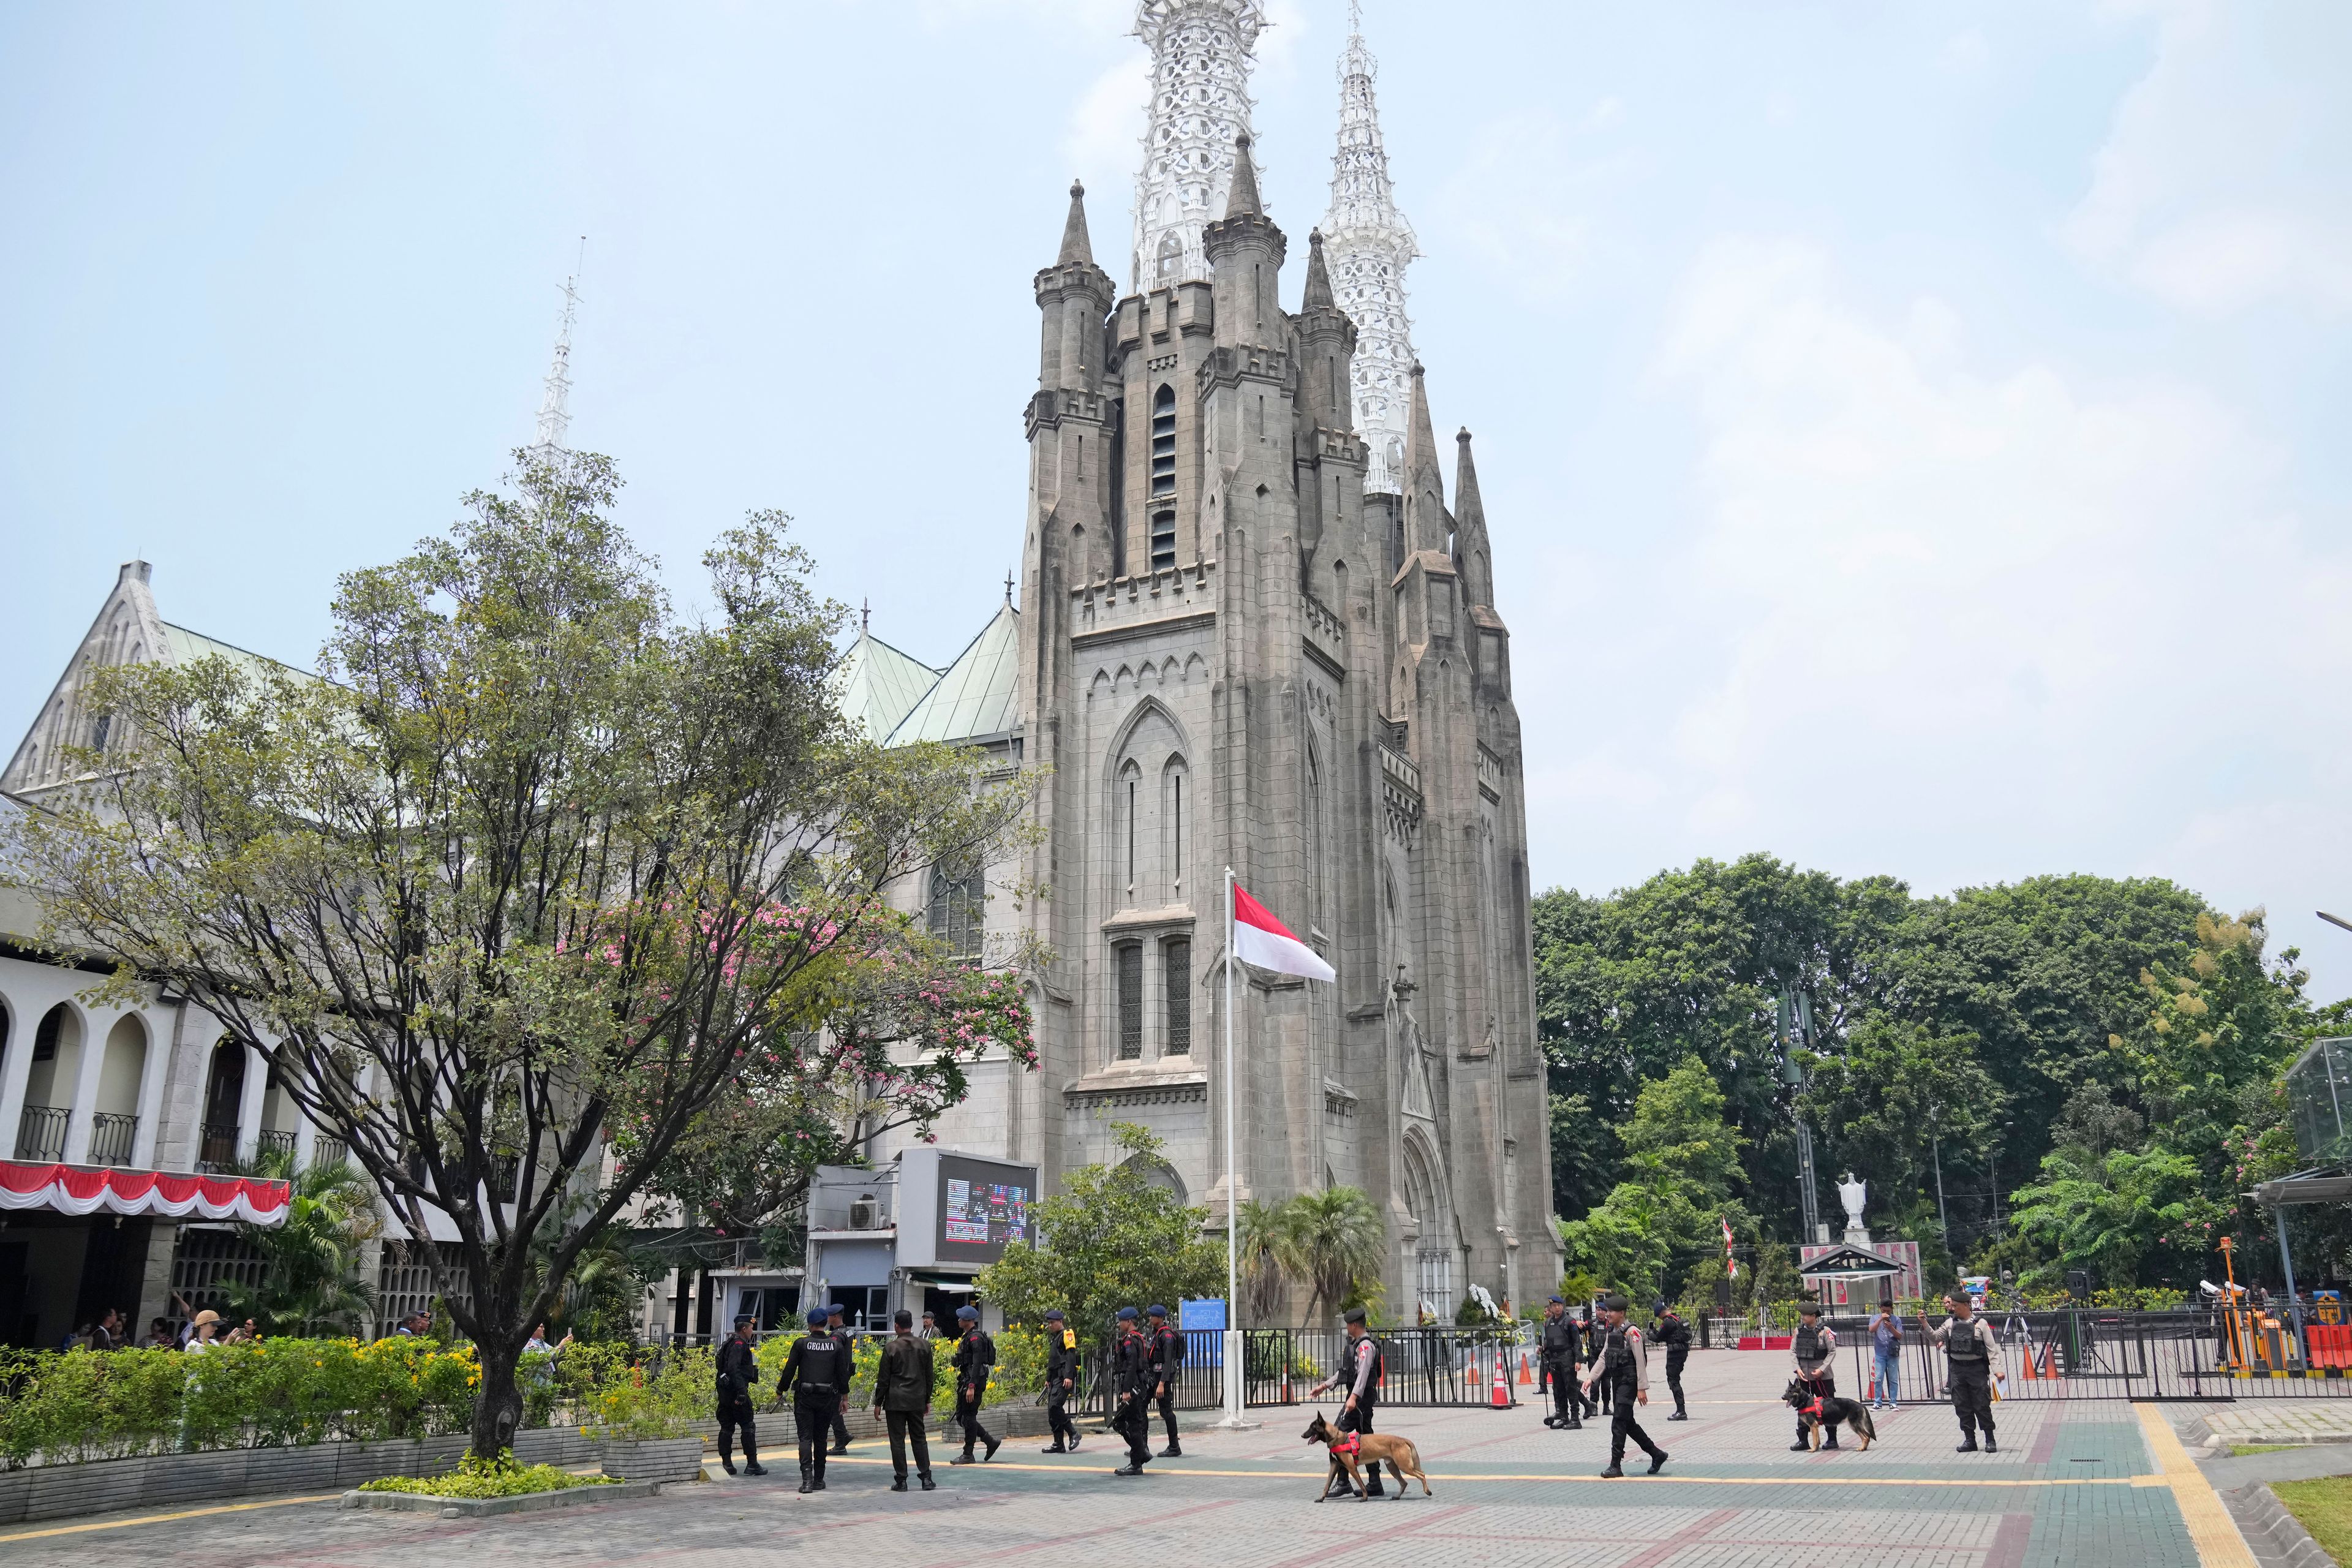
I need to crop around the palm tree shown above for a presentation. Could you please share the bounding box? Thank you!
[1281,1186,1386,1328]
[1235,1198,1297,1327]
[220,1153,380,1335]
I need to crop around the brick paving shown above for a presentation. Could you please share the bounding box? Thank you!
[0,1351,2257,1568]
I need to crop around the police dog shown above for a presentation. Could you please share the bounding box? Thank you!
[1782,1378,1877,1451]
[1302,1412,1433,1501]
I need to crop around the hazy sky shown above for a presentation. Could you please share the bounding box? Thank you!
[4,2,2348,998]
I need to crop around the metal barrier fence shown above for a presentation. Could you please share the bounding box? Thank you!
[1808,1308,2352,1404]
[1236,1326,1528,1409]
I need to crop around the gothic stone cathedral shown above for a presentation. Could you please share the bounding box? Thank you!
[849,1,1558,1319]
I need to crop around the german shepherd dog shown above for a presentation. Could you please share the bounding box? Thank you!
[1302,1412,1434,1501]
[1783,1377,1877,1451]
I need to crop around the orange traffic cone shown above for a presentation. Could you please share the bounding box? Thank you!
[1866,1365,1878,1403]
[1519,1349,1534,1385]
[1491,1357,1510,1409]
[2021,1341,2043,1381]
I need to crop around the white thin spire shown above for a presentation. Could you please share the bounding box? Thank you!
[1131,1,1267,294]
[527,238,585,464]
[1320,9,1418,494]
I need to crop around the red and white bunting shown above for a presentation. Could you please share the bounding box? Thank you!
[0,1161,292,1225]
[1232,883,1335,982]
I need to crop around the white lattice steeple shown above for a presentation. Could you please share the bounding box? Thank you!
[1320,6,1418,494]
[526,249,582,466]
[1131,0,1266,294]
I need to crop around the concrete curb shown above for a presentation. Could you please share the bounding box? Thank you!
[339,1479,663,1518]
[2227,1482,2336,1568]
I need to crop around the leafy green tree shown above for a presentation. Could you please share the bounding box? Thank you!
[1235,1199,1291,1326]
[2008,1145,2225,1289]
[973,1124,1224,1345]
[1798,1016,2001,1221]
[4,453,1031,1458]
[1533,855,1912,1232]
[1558,1058,1754,1305]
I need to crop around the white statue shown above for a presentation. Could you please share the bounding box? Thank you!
[1837,1172,1867,1234]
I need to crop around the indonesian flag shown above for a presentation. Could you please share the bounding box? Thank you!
[1723,1217,1739,1279]
[1232,881,1335,982]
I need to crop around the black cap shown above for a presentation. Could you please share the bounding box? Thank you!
[1044,1308,1066,1321]
[1601,1294,1630,1313]
[1343,1307,1368,1325]
[956,1304,979,1321]
[1547,1294,1564,1305]
[733,1314,754,1329]
[1799,1300,1822,1316]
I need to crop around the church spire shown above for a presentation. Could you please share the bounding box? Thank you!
[1320,7,1419,494]
[1131,1,1267,293]
[1058,179,1095,266]
[1303,228,1335,309]
[1454,426,1493,608]
[1401,361,1447,557]
[1224,132,1262,219]
[527,241,584,466]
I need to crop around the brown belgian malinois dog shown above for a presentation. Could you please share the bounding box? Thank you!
[1302,1411,1434,1501]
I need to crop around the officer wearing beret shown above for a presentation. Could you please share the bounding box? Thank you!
[1110,1306,1155,1476]
[775,1305,849,1493]
[1146,1304,1185,1457]
[1653,1298,1692,1421]
[948,1303,1001,1464]
[1581,1294,1667,1479]
[1041,1308,1082,1453]
[1307,1308,1385,1497]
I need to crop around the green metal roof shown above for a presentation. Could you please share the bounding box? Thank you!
[160,623,315,684]
[833,628,941,740]
[886,604,1020,745]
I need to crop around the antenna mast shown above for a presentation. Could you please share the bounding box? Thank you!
[528,237,586,464]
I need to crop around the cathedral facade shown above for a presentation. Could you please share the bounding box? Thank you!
[861,1,1559,1320]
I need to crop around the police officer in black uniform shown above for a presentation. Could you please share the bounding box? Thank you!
[1583,1294,1667,1479]
[1146,1303,1185,1457]
[775,1305,848,1493]
[824,1303,855,1453]
[1308,1308,1386,1497]
[1041,1307,1082,1453]
[1539,1295,1583,1430]
[1110,1306,1154,1475]
[715,1314,769,1475]
[1934,1291,2001,1453]
[948,1303,1002,1463]
[1790,1300,1842,1450]
[1653,1299,1692,1420]
[1583,1301,1612,1416]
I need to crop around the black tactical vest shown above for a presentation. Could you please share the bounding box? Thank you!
[1795,1322,1827,1362]
[1945,1317,1989,1363]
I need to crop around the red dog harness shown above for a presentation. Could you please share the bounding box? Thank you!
[1329,1432,1363,1458]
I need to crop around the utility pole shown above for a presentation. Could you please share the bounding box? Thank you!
[1931,1125,1951,1250]
[1780,990,1822,1244]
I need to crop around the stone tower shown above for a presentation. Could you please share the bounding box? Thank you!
[993,1,1559,1319]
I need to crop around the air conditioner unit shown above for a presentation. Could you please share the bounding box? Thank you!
[848,1196,878,1230]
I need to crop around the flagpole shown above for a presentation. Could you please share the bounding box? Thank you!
[1218,864,1253,1428]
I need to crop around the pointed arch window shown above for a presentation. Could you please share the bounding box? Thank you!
[1115,941,1145,1060]
[1155,229,1183,282]
[926,861,986,965]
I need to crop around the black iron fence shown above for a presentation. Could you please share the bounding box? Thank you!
[13,1104,69,1163]
[1236,1327,1526,1409]
[1811,1308,2352,1403]
[87,1112,138,1167]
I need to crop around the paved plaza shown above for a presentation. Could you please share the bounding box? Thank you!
[0,1349,2274,1568]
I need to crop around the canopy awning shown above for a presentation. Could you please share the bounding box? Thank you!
[0,1160,290,1224]
[2255,1172,2352,1206]
[1798,1243,1905,1281]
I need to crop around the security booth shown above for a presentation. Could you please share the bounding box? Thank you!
[2248,1036,2352,1364]
[803,1147,1036,1333]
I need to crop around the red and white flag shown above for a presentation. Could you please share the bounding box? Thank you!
[1723,1216,1739,1279]
[1231,882,1335,982]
